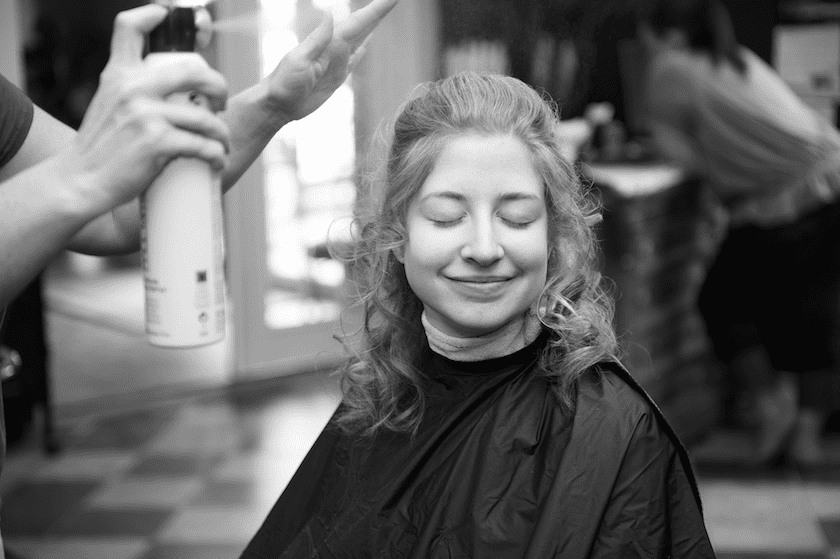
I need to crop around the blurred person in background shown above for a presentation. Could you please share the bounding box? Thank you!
[240,72,714,558]
[0,0,397,552]
[638,0,840,466]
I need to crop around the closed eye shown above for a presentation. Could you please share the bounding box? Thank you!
[497,201,542,228]
[500,218,534,228]
[431,217,464,227]
[498,210,538,228]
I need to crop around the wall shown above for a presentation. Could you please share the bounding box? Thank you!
[353,0,441,163]
[0,0,24,87]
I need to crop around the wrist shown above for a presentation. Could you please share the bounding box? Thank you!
[252,79,295,132]
[47,150,112,222]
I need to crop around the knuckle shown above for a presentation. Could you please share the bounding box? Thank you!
[110,73,137,100]
[218,120,231,139]
[99,64,117,84]
[189,60,226,90]
[213,72,229,93]
[143,119,168,142]
[125,96,151,119]
[204,141,222,158]
[113,11,132,31]
[184,56,210,78]
[100,65,128,89]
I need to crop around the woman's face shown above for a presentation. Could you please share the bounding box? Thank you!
[398,134,549,337]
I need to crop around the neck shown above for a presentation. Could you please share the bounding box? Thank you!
[422,306,543,362]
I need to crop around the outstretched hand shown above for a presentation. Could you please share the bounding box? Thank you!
[264,0,398,123]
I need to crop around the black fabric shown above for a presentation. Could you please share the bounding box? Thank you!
[241,334,714,558]
[698,200,840,375]
[0,73,34,169]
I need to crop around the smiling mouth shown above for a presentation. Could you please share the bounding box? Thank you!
[449,276,513,283]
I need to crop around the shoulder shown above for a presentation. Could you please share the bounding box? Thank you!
[578,364,654,422]
[573,363,674,452]
[645,51,704,121]
[647,50,699,88]
[0,73,34,119]
[0,73,36,170]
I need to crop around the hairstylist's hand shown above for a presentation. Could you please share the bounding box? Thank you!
[55,4,231,216]
[263,0,398,123]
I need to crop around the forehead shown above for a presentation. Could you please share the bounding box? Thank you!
[417,134,544,201]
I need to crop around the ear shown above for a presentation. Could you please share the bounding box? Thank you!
[393,245,405,263]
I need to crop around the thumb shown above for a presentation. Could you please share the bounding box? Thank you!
[108,4,169,66]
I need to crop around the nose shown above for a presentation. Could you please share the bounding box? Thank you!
[460,218,504,266]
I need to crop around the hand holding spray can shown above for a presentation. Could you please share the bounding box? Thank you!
[141,3,226,348]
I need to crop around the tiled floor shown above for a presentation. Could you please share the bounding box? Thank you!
[2,370,342,559]
[3,373,840,558]
[691,431,840,558]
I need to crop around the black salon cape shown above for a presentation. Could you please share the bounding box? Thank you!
[241,335,715,558]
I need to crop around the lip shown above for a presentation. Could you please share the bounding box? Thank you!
[445,275,515,299]
[448,276,513,283]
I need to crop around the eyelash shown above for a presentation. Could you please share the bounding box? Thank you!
[502,219,532,229]
[430,217,533,229]
[431,218,463,228]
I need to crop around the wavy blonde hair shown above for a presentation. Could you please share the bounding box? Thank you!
[333,72,619,437]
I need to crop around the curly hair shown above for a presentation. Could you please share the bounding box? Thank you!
[332,72,619,437]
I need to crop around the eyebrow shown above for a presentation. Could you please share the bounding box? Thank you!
[421,191,542,203]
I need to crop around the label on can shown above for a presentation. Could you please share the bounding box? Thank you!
[140,88,226,348]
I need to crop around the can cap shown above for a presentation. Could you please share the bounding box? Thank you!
[149,7,197,53]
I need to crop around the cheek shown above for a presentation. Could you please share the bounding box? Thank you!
[402,239,448,308]
[524,248,549,284]
[509,228,550,276]
[403,220,459,271]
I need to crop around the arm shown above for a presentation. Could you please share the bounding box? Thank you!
[0,133,104,310]
[3,0,397,261]
[589,411,714,558]
[0,105,145,256]
[220,0,399,191]
[0,5,230,309]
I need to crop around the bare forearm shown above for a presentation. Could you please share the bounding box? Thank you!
[219,81,291,193]
[0,160,96,308]
[9,106,141,256]
[67,199,141,255]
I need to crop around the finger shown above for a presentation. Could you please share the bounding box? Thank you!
[136,99,231,153]
[139,54,229,112]
[348,34,373,72]
[339,0,398,48]
[108,4,169,66]
[160,128,228,171]
[296,12,334,62]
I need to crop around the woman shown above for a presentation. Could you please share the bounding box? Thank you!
[241,72,713,558]
[638,0,840,466]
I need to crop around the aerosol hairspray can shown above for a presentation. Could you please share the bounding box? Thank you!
[141,4,226,348]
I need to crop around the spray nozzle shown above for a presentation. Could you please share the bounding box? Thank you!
[149,4,214,52]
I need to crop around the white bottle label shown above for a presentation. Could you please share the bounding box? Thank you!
[140,87,226,348]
